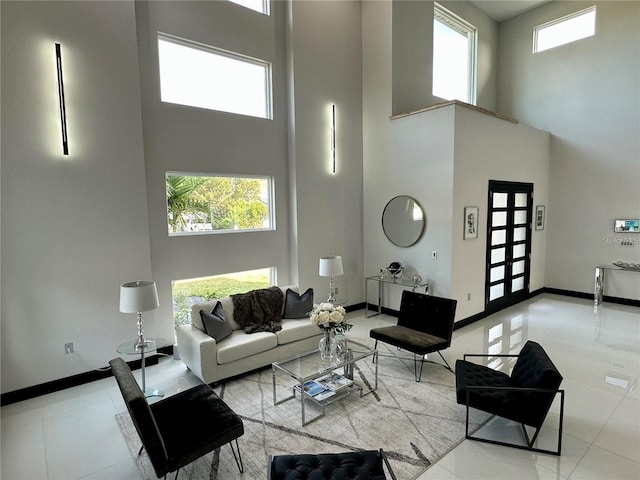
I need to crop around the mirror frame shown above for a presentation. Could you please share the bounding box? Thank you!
[381,195,426,247]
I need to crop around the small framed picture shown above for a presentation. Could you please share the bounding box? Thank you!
[464,206,479,239]
[535,205,545,230]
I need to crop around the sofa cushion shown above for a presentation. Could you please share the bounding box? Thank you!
[276,319,321,345]
[216,330,278,364]
[282,288,314,319]
[200,302,233,342]
[191,296,239,332]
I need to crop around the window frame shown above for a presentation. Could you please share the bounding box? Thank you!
[166,171,276,237]
[157,32,273,119]
[533,6,597,54]
[433,2,478,105]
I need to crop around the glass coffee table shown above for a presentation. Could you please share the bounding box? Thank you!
[272,338,378,426]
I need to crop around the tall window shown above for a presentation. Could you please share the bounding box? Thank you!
[158,33,272,119]
[432,3,477,104]
[227,0,270,15]
[173,268,274,326]
[533,6,596,53]
[166,173,274,236]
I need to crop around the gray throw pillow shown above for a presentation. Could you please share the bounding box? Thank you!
[199,302,232,342]
[282,288,314,319]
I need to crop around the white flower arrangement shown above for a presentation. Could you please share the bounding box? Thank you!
[309,302,351,334]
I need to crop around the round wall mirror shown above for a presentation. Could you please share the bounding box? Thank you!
[382,196,426,247]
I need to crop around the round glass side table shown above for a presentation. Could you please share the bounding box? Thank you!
[116,337,169,398]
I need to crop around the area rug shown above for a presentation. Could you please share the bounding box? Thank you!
[116,338,490,479]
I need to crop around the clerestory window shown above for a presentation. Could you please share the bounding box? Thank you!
[533,6,596,53]
[227,0,270,15]
[157,33,272,119]
[432,2,477,104]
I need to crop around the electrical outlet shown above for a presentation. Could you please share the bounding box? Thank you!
[334,286,339,295]
[432,251,437,259]
[467,293,471,301]
[64,342,74,354]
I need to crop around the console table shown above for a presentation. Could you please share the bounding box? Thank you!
[365,275,429,317]
[594,266,640,306]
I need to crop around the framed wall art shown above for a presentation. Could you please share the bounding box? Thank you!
[535,205,545,230]
[464,206,479,239]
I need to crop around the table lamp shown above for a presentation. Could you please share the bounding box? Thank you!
[119,280,159,348]
[319,255,343,303]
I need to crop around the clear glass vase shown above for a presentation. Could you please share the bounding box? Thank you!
[318,329,337,362]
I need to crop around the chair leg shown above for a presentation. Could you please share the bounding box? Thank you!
[372,340,378,363]
[174,468,180,480]
[464,389,565,456]
[229,438,244,473]
[413,354,425,382]
[437,351,453,372]
[138,445,144,456]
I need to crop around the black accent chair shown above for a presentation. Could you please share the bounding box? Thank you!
[455,340,565,455]
[369,290,457,381]
[110,357,244,479]
[267,449,397,480]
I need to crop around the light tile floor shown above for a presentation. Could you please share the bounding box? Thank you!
[1,294,638,479]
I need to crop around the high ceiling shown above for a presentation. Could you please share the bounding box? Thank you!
[469,0,550,22]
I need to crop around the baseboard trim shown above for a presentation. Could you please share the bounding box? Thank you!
[4,289,638,406]
[0,345,172,406]
[543,287,640,307]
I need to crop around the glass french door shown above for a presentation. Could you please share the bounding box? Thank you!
[485,181,533,314]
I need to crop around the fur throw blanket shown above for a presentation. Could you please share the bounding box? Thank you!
[231,287,284,334]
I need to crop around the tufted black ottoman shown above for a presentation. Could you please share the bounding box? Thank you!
[267,449,397,480]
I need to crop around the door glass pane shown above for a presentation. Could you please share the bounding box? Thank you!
[491,247,505,264]
[492,230,506,245]
[513,243,526,259]
[492,211,507,227]
[512,276,524,291]
[512,260,525,276]
[513,227,526,242]
[515,193,528,207]
[514,210,527,225]
[490,265,505,282]
[490,283,504,300]
[493,193,508,208]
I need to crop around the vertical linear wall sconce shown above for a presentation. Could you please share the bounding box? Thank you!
[330,104,336,174]
[55,43,69,155]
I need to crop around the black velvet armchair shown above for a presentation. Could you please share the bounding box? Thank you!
[110,357,244,479]
[455,340,565,455]
[369,290,457,381]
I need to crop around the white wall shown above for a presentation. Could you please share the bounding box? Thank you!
[288,0,364,306]
[134,1,293,330]
[1,1,152,393]
[389,108,456,300]
[1,0,365,394]
[498,0,640,299]
[452,105,550,320]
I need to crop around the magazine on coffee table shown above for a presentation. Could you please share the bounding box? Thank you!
[316,372,353,392]
[294,380,326,397]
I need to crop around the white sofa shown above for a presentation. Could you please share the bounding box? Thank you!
[176,286,321,384]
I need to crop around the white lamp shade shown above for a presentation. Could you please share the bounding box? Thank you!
[319,256,344,277]
[119,281,159,313]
